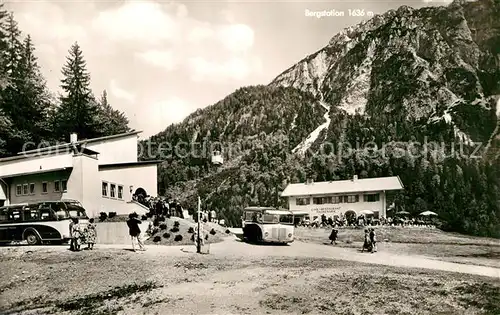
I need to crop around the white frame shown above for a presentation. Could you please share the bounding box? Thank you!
[29,183,35,195]
[23,183,28,195]
[16,184,22,196]
[61,179,68,192]
[42,182,48,194]
[54,180,60,192]
[102,181,109,197]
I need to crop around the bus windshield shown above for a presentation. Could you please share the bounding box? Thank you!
[65,205,88,219]
[244,211,294,225]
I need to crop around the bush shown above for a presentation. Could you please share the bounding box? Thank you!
[141,215,148,221]
[158,216,166,222]
[153,236,161,243]
[225,229,231,234]
[153,219,160,227]
[170,227,179,233]
[174,221,180,228]
[203,218,207,223]
[108,212,117,219]
[163,233,171,239]
[146,212,153,218]
[205,235,209,240]
[159,223,167,230]
[99,212,107,221]
[174,235,183,242]
[188,227,194,233]
[210,228,216,235]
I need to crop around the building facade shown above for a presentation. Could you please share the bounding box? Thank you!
[0,131,159,217]
[280,175,404,220]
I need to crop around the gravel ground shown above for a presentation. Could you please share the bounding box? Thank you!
[0,244,499,315]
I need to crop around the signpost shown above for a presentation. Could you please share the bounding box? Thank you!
[197,195,201,254]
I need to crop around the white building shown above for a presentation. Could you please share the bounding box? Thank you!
[280,175,404,220]
[0,131,159,217]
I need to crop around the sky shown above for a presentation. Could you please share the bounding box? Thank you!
[6,0,453,138]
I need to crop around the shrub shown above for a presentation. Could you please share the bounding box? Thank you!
[174,235,183,242]
[163,233,171,239]
[158,216,166,222]
[108,212,117,219]
[153,219,160,227]
[146,212,153,218]
[188,227,194,233]
[210,228,216,235]
[174,221,180,228]
[159,223,167,230]
[203,218,207,223]
[170,227,179,233]
[225,229,231,234]
[99,212,107,221]
[151,227,159,235]
[153,236,161,243]
[141,215,148,221]
[205,235,209,240]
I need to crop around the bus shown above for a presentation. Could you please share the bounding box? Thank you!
[242,207,295,244]
[0,200,89,245]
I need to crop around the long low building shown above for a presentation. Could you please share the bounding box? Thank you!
[280,175,404,220]
[0,131,160,217]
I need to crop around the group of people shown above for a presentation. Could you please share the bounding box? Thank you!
[69,217,97,251]
[328,226,378,253]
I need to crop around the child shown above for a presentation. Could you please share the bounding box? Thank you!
[85,218,97,250]
[71,218,82,251]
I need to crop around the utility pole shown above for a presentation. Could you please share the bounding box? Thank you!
[197,195,201,253]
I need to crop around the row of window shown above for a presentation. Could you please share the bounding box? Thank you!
[15,180,67,196]
[102,182,124,200]
[296,193,380,206]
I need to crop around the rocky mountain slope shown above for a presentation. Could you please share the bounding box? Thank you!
[143,0,500,237]
[271,0,499,149]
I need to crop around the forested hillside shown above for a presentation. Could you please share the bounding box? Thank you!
[146,0,500,238]
[0,5,130,157]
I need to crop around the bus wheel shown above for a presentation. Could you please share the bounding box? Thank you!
[25,232,41,245]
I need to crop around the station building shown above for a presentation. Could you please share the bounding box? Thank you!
[0,131,159,217]
[280,175,404,220]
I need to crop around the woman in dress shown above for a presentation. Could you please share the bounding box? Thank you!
[85,218,97,250]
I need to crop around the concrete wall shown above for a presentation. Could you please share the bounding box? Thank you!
[287,191,387,219]
[99,164,157,215]
[63,154,100,217]
[8,170,71,204]
[0,153,73,177]
[85,135,138,165]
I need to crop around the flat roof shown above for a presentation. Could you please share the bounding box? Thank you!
[0,167,73,179]
[280,176,404,197]
[0,145,99,163]
[18,130,142,155]
[98,160,162,169]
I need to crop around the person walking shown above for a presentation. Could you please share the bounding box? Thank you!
[369,228,377,253]
[361,229,371,253]
[127,213,145,252]
[329,227,338,245]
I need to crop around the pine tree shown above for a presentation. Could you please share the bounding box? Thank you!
[97,90,130,136]
[16,35,53,142]
[57,42,99,140]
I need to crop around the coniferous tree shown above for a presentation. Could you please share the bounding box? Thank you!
[97,90,130,135]
[57,42,99,140]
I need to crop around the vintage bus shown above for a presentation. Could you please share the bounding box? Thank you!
[0,200,89,245]
[242,207,295,244]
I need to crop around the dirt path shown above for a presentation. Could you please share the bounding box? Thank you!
[21,236,500,279]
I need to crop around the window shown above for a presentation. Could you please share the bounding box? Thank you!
[23,184,28,195]
[295,198,310,206]
[332,196,343,204]
[102,182,108,197]
[118,186,123,199]
[61,180,67,192]
[16,185,22,196]
[110,184,116,198]
[23,207,39,221]
[29,183,35,195]
[54,181,60,192]
[363,193,380,202]
[346,195,359,203]
[313,197,332,204]
[8,208,22,221]
[42,182,48,194]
